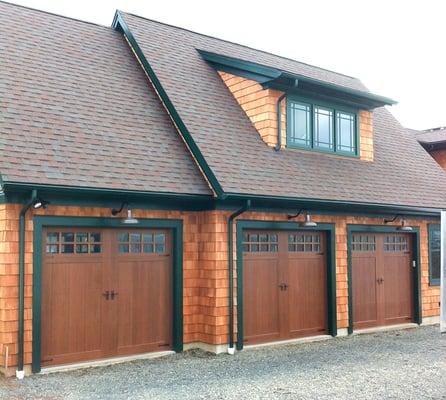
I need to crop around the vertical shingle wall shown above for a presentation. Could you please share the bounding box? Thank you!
[218,71,374,161]
[218,71,286,148]
[429,149,446,171]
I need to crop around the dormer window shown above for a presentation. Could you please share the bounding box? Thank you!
[287,96,359,156]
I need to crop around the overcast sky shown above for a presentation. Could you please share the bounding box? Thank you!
[7,0,446,130]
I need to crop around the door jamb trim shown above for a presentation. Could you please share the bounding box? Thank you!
[235,220,337,350]
[346,224,421,334]
[32,216,183,373]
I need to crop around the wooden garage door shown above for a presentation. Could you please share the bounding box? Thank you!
[243,230,327,345]
[41,228,172,367]
[352,233,413,330]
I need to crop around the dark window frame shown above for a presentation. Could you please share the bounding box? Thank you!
[428,223,441,286]
[286,95,360,157]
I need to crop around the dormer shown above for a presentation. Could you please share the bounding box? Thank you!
[200,51,396,162]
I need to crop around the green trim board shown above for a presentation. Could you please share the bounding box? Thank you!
[112,12,225,199]
[2,183,442,219]
[235,220,337,350]
[198,50,396,109]
[31,216,183,373]
[286,94,360,157]
[428,223,441,286]
[346,224,422,334]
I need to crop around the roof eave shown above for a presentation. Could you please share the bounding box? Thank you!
[199,50,397,109]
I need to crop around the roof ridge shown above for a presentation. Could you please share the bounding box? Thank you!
[0,0,110,29]
[119,10,362,83]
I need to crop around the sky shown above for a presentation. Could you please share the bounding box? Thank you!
[6,0,446,130]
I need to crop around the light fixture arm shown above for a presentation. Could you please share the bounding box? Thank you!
[287,208,304,220]
[111,202,127,216]
[384,214,401,224]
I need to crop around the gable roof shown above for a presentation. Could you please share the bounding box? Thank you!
[0,2,211,196]
[116,11,446,210]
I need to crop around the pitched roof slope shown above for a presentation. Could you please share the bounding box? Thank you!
[416,128,446,145]
[0,2,211,195]
[120,12,446,209]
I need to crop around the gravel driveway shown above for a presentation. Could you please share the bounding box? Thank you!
[1,325,445,400]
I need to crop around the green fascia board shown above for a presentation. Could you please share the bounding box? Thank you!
[112,12,225,199]
[198,50,396,108]
[235,220,337,350]
[32,216,183,372]
[224,193,443,217]
[198,50,281,81]
[346,224,422,333]
[2,182,214,210]
[2,182,443,219]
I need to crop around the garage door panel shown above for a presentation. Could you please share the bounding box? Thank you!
[383,254,413,324]
[41,258,103,365]
[352,256,379,328]
[287,257,327,336]
[243,257,281,343]
[116,257,172,354]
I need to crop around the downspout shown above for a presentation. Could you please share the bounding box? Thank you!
[16,189,38,379]
[274,79,298,151]
[228,200,251,354]
[274,93,286,151]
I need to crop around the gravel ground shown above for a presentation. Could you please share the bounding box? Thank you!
[1,325,445,400]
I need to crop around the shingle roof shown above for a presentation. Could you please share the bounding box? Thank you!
[119,12,446,209]
[416,128,446,145]
[0,2,211,196]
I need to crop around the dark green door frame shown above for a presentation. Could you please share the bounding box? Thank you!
[346,224,421,334]
[235,220,337,350]
[32,216,183,373]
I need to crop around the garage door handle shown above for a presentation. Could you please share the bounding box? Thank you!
[278,283,289,291]
[102,291,110,300]
[110,290,119,300]
[377,278,384,284]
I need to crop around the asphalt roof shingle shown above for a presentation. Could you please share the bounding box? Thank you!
[416,128,446,145]
[0,2,211,196]
[120,12,446,209]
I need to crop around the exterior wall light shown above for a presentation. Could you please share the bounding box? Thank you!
[33,198,49,209]
[123,209,139,224]
[384,214,413,231]
[398,219,413,232]
[301,212,317,227]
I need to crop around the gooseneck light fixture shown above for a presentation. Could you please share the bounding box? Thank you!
[383,214,413,231]
[111,202,139,224]
[287,209,317,227]
[32,197,49,209]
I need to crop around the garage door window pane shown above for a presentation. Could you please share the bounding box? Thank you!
[143,244,154,253]
[62,233,74,243]
[76,233,88,243]
[384,235,408,252]
[130,233,141,243]
[288,234,321,252]
[90,244,101,253]
[76,244,88,253]
[119,244,129,253]
[130,244,141,253]
[243,232,278,252]
[46,244,59,253]
[90,233,101,243]
[47,232,59,243]
[61,244,74,253]
[118,233,129,242]
[352,235,376,252]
